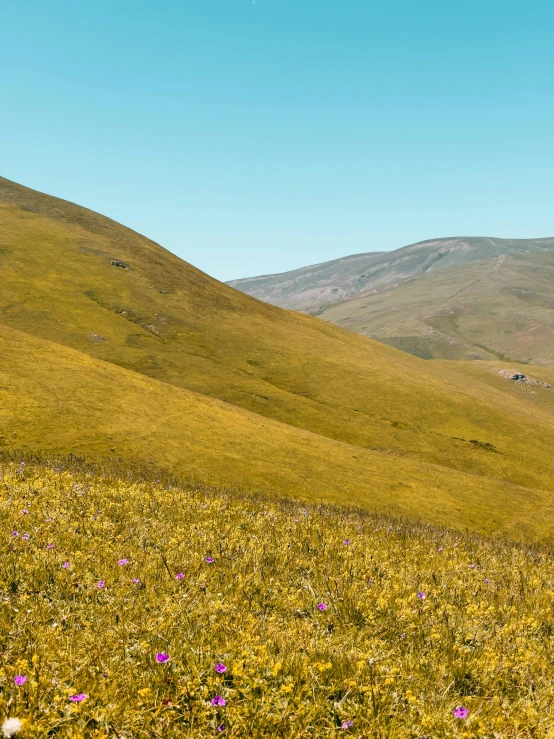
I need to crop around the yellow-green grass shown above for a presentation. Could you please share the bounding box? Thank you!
[317,254,554,366]
[434,360,554,420]
[2,458,554,737]
[6,324,554,539]
[3,177,554,512]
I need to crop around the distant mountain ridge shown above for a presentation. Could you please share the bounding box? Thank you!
[227,236,554,311]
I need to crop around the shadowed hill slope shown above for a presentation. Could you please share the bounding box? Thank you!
[227,236,554,311]
[3,177,554,528]
[5,323,554,539]
[317,253,554,366]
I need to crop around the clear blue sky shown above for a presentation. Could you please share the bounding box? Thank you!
[2,0,554,281]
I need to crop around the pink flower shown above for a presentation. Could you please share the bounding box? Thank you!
[156,652,169,663]
[217,725,225,733]
[468,563,475,569]
[21,509,29,515]
[62,562,70,569]
[453,706,469,719]
[205,557,214,563]
[11,531,18,537]
[14,675,26,686]
[118,558,129,566]
[176,573,184,580]
[437,546,443,552]
[343,539,351,545]
[417,592,426,599]
[342,720,354,729]
[215,663,227,673]
[97,580,105,589]
[211,695,226,706]
[484,578,491,584]
[22,534,30,541]
[69,693,87,702]
[317,603,328,611]
[46,543,54,550]
[132,578,140,584]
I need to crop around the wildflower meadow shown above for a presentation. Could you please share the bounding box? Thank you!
[1,456,554,737]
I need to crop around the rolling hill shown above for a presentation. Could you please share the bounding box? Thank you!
[3,176,554,538]
[228,238,554,366]
[227,236,554,311]
[316,253,554,365]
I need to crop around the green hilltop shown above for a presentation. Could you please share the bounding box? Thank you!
[2,176,554,538]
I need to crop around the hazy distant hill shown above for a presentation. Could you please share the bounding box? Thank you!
[228,237,554,366]
[3,176,554,537]
[227,236,554,310]
[318,252,554,366]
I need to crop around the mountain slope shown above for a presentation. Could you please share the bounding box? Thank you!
[318,253,554,366]
[4,177,554,523]
[5,323,554,538]
[227,236,554,311]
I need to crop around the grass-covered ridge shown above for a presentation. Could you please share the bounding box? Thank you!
[2,457,554,737]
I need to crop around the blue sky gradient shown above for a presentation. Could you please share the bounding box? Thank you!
[2,0,554,280]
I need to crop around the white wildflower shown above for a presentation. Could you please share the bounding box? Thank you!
[2,718,22,737]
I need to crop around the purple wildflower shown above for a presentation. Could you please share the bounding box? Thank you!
[453,706,469,719]
[132,578,140,584]
[46,543,54,550]
[118,558,129,566]
[156,652,169,663]
[205,557,214,563]
[417,592,426,599]
[217,725,225,733]
[341,720,354,729]
[437,546,443,552]
[22,534,30,541]
[13,675,26,686]
[484,578,491,584]
[176,573,184,580]
[343,539,351,545]
[69,693,87,702]
[211,695,226,706]
[11,531,18,538]
[469,563,475,569]
[62,562,70,569]
[97,580,105,589]
[215,663,227,673]
[317,603,328,611]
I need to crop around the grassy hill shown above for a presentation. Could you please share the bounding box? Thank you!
[227,236,554,311]
[5,323,554,539]
[317,253,554,365]
[3,177,554,538]
[2,457,554,737]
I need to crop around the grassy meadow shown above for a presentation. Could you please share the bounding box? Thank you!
[2,456,554,738]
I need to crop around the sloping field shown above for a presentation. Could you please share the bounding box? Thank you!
[4,324,554,538]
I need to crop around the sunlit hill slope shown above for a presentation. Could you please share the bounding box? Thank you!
[2,176,554,538]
